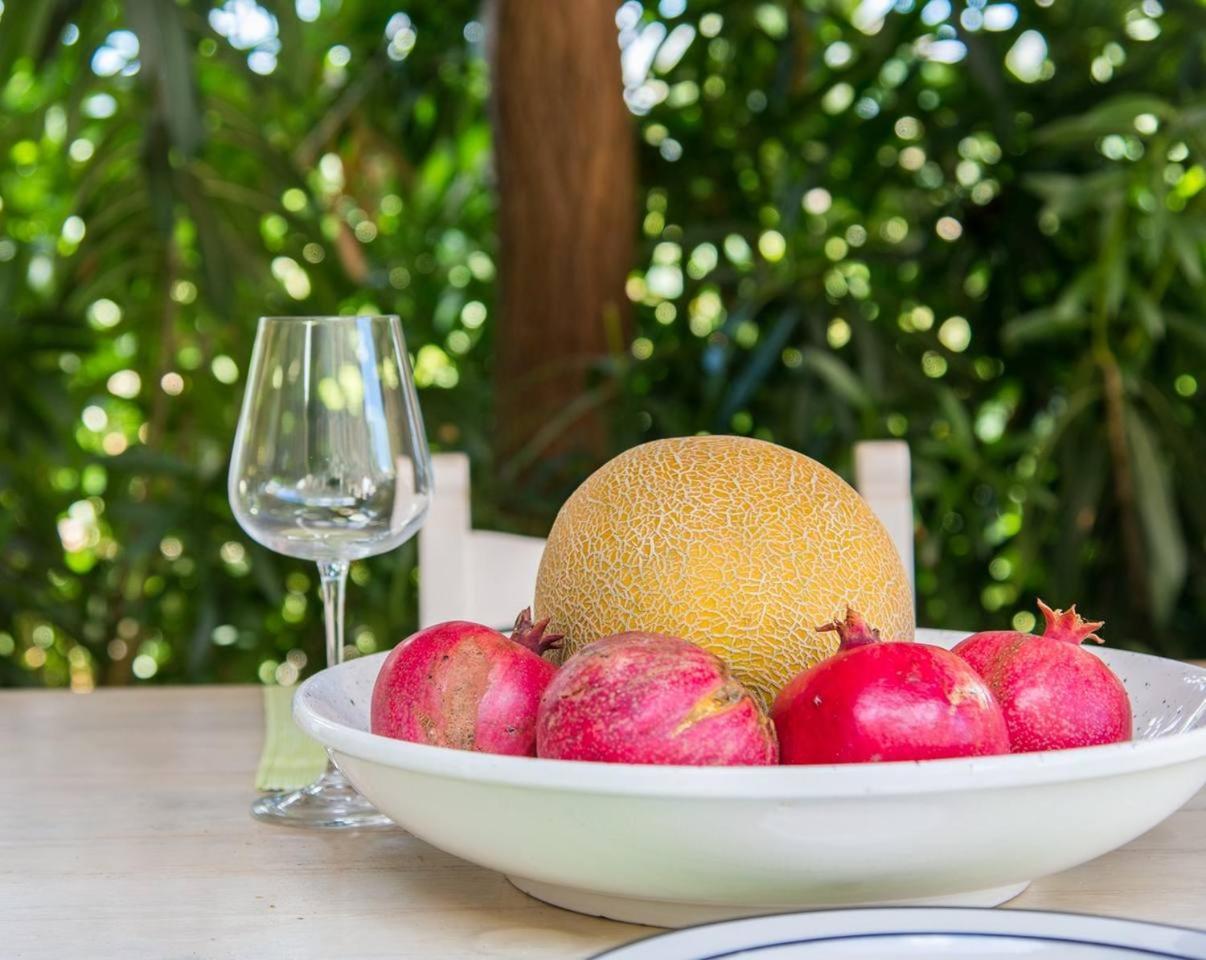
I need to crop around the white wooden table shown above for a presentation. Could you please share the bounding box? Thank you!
[3,687,1204,959]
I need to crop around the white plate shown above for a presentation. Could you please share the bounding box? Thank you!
[593,909,1206,958]
[295,630,1206,927]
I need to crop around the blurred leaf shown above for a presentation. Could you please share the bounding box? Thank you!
[937,387,975,457]
[718,304,799,425]
[1168,221,1204,286]
[1165,312,1206,353]
[126,0,204,156]
[1128,286,1164,340]
[143,120,175,239]
[1172,104,1206,136]
[0,0,79,75]
[1002,307,1088,347]
[1124,408,1188,625]
[1099,201,1128,319]
[1002,268,1097,348]
[799,349,873,411]
[1053,436,1105,596]
[1024,170,1129,218]
[1033,95,1173,146]
[178,172,236,316]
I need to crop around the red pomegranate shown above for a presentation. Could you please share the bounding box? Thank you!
[536,632,778,765]
[772,609,1010,764]
[370,609,560,756]
[953,600,1132,753]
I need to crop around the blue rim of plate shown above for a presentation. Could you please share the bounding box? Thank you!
[590,908,1206,960]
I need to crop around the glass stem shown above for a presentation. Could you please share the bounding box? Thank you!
[317,559,349,670]
[315,560,351,784]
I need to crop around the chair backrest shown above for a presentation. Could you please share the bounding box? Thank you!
[852,439,915,596]
[418,442,915,627]
[417,453,545,629]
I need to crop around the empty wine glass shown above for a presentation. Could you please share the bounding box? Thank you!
[229,315,431,829]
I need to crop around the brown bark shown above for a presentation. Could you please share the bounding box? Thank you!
[488,0,636,470]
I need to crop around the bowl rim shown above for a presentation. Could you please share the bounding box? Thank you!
[294,636,1206,800]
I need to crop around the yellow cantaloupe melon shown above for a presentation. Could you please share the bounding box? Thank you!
[534,436,914,705]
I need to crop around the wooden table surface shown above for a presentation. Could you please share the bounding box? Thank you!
[2,686,1204,959]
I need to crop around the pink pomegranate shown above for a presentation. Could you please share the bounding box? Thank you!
[953,600,1131,753]
[370,609,560,756]
[772,609,1010,764]
[536,632,778,765]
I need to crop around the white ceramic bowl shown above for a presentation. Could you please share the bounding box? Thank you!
[294,630,1206,927]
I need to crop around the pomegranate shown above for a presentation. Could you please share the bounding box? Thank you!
[772,609,1010,764]
[953,600,1131,752]
[536,632,778,765]
[370,609,560,756]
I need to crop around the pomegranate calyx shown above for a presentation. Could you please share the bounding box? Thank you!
[1036,599,1105,645]
[818,607,882,651]
[511,607,564,655]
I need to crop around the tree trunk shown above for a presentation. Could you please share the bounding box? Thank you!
[488,0,635,475]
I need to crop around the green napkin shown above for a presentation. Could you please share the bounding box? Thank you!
[256,685,328,791]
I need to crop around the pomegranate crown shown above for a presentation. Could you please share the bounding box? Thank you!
[510,608,564,655]
[818,607,882,651]
[1036,599,1104,645]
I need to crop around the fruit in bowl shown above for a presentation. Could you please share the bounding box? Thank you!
[533,436,914,705]
[370,609,561,756]
[772,608,1010,764]
[537,632,777,765]
[955,600,1132,752]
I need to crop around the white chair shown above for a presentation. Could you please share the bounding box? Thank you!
[418,442,914,627]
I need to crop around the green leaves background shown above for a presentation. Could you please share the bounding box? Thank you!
[0,0,1203,690]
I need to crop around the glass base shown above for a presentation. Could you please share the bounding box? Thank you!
[251,763,395,830]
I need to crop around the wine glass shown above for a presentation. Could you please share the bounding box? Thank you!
[229,315,431,829]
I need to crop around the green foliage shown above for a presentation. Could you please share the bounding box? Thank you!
[0,0,492,687]
[612,0,1206,654]
[0,0,1203,689]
